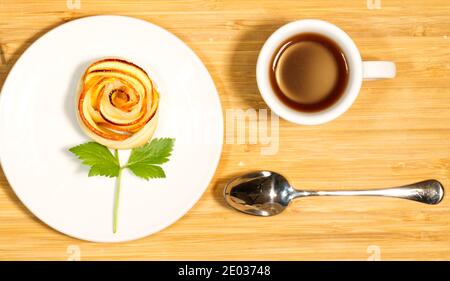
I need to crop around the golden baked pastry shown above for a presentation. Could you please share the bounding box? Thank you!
[77,58,159,149]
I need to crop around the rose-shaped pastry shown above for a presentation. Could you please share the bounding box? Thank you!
[77,58,159,149]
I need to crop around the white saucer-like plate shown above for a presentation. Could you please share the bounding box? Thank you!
[0,16,223,242]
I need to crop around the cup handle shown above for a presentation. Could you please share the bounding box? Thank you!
[362,61,396,80]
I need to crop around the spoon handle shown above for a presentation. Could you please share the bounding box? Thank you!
[294,179,444,205]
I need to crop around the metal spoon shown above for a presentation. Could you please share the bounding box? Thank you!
[224,171,444,216]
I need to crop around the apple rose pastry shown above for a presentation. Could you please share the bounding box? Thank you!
[77,58,159,149]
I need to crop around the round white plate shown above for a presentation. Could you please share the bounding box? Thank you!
[0,16,223,242]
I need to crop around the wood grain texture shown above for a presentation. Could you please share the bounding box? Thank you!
[1,0,450,260]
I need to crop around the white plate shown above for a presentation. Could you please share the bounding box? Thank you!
[0,16,223,242]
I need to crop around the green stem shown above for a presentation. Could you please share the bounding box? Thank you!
[113,149,123,234]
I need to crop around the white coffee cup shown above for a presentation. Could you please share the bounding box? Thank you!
[256,19,396,125]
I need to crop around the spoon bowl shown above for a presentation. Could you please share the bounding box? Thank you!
[224,171,294,216]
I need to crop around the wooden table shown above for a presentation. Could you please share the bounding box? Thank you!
[1,0,449,260]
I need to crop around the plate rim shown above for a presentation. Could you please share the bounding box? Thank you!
[0,15,224,243]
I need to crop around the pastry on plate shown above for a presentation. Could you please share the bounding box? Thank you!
[77,58,159,149]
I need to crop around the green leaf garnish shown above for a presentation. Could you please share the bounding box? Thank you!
[69,142,120,177]
[126,138,175,179]
[69,138,175,233]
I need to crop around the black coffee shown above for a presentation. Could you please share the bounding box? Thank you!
[270,33,349,112]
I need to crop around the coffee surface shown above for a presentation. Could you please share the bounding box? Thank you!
[270,33,349,112]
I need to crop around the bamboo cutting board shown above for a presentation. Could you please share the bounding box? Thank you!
[0,0,449,260]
